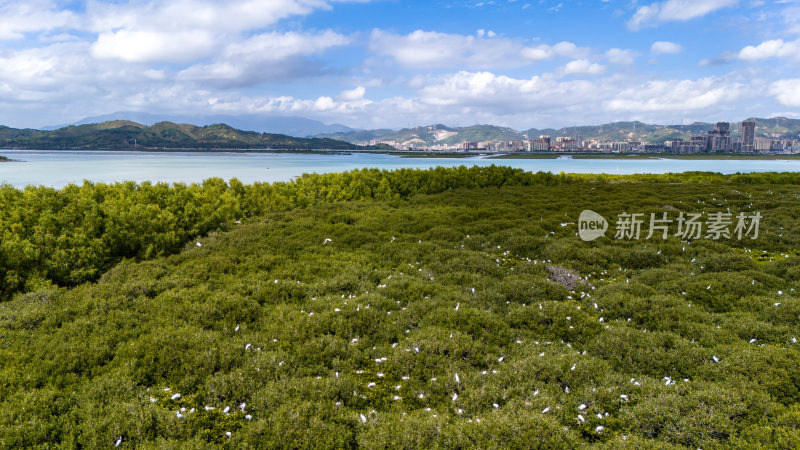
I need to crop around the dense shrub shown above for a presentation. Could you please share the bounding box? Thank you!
[2,170,800,447]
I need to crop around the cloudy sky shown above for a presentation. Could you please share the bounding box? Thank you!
[0,0,798,130]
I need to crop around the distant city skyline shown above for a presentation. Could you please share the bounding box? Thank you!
[0,0,799,130]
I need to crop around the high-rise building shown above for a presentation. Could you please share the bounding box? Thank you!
[707,122,731,151]
[741,121,755,152]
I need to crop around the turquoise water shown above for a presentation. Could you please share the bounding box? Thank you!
[2,150,800,188]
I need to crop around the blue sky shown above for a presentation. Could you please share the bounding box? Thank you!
[0,0,798,130]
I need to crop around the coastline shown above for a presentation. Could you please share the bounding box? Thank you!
[3,148,800,161]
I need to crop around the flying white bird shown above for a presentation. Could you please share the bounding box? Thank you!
[542,407,550,414]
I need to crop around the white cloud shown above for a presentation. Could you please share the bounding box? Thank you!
[370,29,526,69]
[628,0,737,30]
[562,59,606,75]
[605,77,744,112]
[84,0,330,34]
[226,30,351,61]
[651,41,683,55]
[416,71,609,115]
[770,79,800,107]
[337,86,367,102]
[201,86,373,116]
[521,41,590,61]
[371,30,588,69]
[739,39,800,61]
[92,30,219,63]
[0,41,172,113]
[605,48,637,65]
[177,31,351,85]
[87,0,344,63]
[0,0,77,40]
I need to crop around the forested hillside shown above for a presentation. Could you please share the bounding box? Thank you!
[0,121,381,150]
[1,167,800,447]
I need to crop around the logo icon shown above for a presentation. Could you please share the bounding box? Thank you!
[579,210,608,242]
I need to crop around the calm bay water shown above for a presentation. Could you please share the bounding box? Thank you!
[2,150,800,188]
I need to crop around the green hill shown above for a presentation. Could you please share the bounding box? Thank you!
[316,124,526,147]
[0,121,385,151]
[1,168,800,447]
[317,117,800,147]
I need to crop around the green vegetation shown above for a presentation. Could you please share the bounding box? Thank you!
[2,167,800,447]
[0,121,388,151]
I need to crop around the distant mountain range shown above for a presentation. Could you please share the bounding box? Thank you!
[6,116,799,152]
[44,112,358,137]
[315,118,800,147]
[0,121,385,151]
